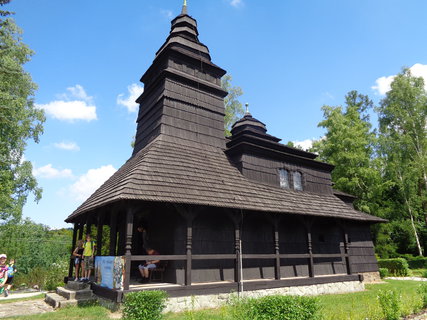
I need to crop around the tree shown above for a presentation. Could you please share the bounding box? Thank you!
[377,68,427,256]
[312,91,383,214]
[222,74,244,136]
[0,2,45,221]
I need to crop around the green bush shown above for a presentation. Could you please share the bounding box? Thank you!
[231,295,321,320]
[14,259,68,290]
[123,290,167,320]
[406,256,427,269]
[379,268,389,279]
[378,258,410,276]
[418,283,427,308]
[377,289,401,320]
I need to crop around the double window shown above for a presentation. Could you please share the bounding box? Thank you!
[279,169,303,191]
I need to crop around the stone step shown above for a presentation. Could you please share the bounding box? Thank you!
[66,280,90,291]
[57,287,93,300]
[45,292,67,309]
[45,292,97,309]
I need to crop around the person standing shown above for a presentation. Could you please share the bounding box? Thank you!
[73,240,84,281]
[0,254,8,295]
[4,259,16,297]
[82,234,96,282]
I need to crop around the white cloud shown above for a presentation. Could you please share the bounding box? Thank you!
[69,165,116,201]
[36,84,97,121]
[372,63,427,95]
[53,141,80,151]
[293,139,314,151]
[160,9,173,19]
[63,84,93,102]
[33,164,74,179]
[117,83,144,113]
[230,0,243,8]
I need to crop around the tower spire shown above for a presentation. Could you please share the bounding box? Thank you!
[181,0,188,15]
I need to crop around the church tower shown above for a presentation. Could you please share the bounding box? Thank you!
[133,2,228,155]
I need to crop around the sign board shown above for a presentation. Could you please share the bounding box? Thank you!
[94,256,125,289]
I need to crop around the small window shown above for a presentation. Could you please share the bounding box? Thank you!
[279,169,290,189]
[293,171,303,191]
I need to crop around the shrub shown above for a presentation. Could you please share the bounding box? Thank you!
[14,259,68,290]
[231,295,321,320]
[377,289,401,320]
[418,283,427,308]
[379,268,389,279]
[122,290,167,320]
[422,270,427,278]
[406,256,427,269]
[378,258,410,276]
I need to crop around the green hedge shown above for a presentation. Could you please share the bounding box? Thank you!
[232,295,321,320]
[406,256,427,269]
[378,258,410,276]
[122,290,167,320]
[379,268,389,279]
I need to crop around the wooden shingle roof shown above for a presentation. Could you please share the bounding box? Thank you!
[65,135,384,223]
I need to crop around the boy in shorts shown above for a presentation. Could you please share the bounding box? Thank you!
[82,234,96,282]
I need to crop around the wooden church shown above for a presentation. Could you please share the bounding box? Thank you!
[65,2,384,302]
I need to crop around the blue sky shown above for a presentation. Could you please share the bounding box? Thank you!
[7,0,427,229]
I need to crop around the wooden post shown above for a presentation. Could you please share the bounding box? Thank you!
[273,220,281,280]
[97,214,103,256]
[343,227,352,275]
[123,208,134,290]
[78,222,84,240]
[117,218,126,256]
[185,218,193,286]
[234,220,242,292]
[305,218,315,278]
[68,223,78,278]
[109,211,117,256]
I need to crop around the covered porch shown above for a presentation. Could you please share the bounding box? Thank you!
[66,200,365,302]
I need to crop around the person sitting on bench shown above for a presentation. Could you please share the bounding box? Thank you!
[138,248,160,283]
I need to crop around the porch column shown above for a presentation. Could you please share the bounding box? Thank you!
[78,222,84,240]
[185,217,193,286]
[117,218,126,256]
[68,223,79,278]
[96,214,103,256]
[109,211,117,256]
[123,208,134,290]
[343,226,352,275]
[273,220,281,280]
[234,218,242,292]
[305,218,315,278]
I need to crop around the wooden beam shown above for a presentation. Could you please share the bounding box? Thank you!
[305,218,315,278]
[68,223,78,278]
[123,208,134,291]
[109,211,117,256]
[97,214,103,256]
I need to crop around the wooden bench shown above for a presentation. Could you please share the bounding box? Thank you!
[149,261,168,282]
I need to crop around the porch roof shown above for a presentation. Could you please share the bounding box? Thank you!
[65,135,385,223]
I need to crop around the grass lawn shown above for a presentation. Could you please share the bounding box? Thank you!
[4,279,426,320]
[3,305,112,320]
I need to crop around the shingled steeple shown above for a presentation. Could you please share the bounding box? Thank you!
[133,4,228,155]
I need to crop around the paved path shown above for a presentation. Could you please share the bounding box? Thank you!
[386,276,427,281]
[0,292,52,318]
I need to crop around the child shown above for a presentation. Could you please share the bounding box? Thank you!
[73,240,84,281]
[82,234,96,282]
[4,259,17,297]
[0,254,8,296]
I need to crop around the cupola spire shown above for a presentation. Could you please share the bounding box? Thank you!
[181,0,188,15]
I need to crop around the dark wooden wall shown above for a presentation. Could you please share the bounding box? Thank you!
[347,223,378,273]
[236,153,333,194]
